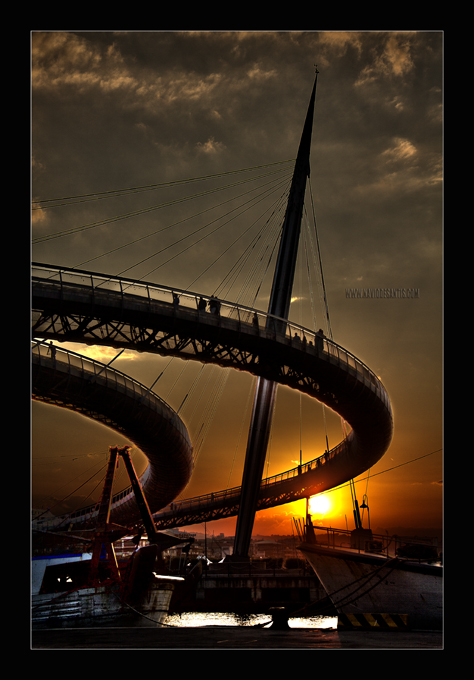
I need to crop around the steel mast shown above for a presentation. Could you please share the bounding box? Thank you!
[232,72,318,558]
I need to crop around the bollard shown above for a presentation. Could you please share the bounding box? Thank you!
[269,607,289,630]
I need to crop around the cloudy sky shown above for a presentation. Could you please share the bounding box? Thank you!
[31,31,443,536]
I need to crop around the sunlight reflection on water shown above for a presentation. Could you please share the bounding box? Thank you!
[164,612,338,629]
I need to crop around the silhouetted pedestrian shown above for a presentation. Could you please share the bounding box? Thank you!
[48,341,56,361]
[209,297,220,315]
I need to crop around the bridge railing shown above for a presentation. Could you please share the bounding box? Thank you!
[154,441,349,520]
[31,338,182,419]
[32,263,391,414]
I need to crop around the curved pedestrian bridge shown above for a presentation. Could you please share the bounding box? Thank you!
[32,263,393,531]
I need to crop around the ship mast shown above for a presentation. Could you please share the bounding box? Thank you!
[232,72,318,558]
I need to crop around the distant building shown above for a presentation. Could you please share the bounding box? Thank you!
[32,508,56,525]
[251,539,292,560]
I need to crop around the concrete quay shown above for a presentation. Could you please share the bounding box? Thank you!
[31,625,443,650]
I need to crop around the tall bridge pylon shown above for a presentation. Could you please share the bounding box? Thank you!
[232,75,318,558]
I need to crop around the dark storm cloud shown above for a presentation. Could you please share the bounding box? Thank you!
[32,31,442,282]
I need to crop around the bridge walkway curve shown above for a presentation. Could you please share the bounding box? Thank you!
[32,341,193,530]
[32,263,393,531]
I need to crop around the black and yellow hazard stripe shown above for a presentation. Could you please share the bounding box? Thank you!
[337,613,410,630]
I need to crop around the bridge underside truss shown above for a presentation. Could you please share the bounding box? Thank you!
[32,307,339,409]
[35,309,261,370]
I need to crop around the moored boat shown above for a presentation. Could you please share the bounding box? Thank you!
[31,446,190,629]
[32,545,183,628]
[296,511,442,631]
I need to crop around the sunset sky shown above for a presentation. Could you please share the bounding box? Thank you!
[31,31,443,537]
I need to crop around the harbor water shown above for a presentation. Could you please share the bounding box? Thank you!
[163,612,338,628]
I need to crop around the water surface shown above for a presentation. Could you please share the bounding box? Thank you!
[164,612,338,628]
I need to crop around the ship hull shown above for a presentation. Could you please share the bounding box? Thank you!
[31,551,179,629]
[299,542,442,631]
[32,580,176,629]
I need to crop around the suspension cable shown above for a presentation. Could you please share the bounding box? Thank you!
[187,177,290,296]
[309,182,332,340]
[75,169,293,273]
[192,369,230,464]
[33,459,109,522]
[32,164,293,245]
[32,159,295,209]
[225,377,255,491]
[235,191,289,308]
[216,183,289,304]
[120,173,292,283]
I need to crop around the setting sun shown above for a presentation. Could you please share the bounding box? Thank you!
[308,494,331,516]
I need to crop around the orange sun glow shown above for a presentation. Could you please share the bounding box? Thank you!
[308,494,331,516]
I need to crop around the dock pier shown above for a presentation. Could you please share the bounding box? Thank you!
[171,563,335,615]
